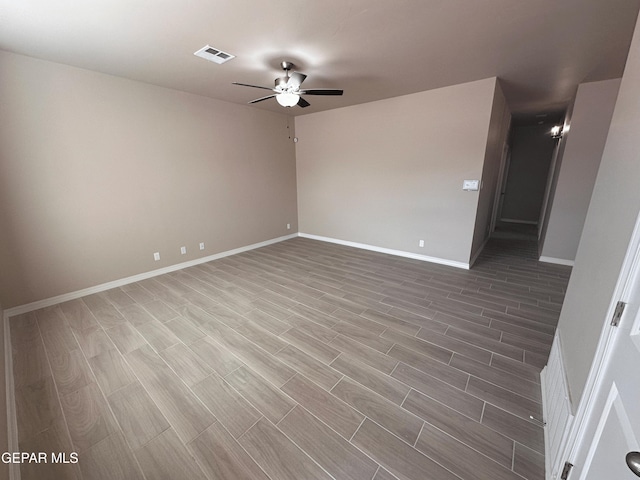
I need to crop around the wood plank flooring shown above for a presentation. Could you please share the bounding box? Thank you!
[9,234,571,480]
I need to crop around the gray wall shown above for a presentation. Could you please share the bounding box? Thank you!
[501,125,556,223]
[541,79,621,262]
[295,78,498,265]
[558,16,640,408]
[471,80,511,261]
[0,51,298,308]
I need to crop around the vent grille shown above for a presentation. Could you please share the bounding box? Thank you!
[194,45,235,64]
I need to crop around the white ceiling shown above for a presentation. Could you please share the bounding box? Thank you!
[1,0,638,118]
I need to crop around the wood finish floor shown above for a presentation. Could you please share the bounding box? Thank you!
[9,235,571,480]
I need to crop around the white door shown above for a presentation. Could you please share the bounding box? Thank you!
[570,222,640,479]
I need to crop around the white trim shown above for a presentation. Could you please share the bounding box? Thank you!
[576,383,638,480]
[539,256,575,267]
[540,366,550,480]
[578,384,619,480]
[500,218,538,225]
[4,312,20,479]
[299,233,470,270]
[490,141,510,235]
[542,332,575,480]
[4,234,297,318]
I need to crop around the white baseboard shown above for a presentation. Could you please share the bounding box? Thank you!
[299,233,469,270]
[500,218,538,225]
[539,256,575,267]
[4,233,298,318]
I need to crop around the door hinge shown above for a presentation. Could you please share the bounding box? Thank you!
[611,301,627,327]
[560,461,574,480]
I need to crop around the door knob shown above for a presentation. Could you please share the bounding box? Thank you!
[626,452,640,477]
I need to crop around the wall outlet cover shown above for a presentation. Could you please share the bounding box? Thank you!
[463,180,480,191]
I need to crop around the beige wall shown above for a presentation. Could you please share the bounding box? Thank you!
[558,16,640,408]
[471,80,511,260]
[295,78,498,265]
[0,51,298,308]
[541,78,621,262]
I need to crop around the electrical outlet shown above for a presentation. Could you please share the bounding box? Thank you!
[180,246,187,255]
[153,252,160,261]
[199,242,205,250]
[419,240,425,248]
[287,223,291,230]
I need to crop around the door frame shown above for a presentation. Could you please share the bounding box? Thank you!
[556,210,640,478]
[490,141,511,233]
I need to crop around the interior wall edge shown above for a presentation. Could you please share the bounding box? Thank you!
[469,235,491,268]
[299,233,470,270]
[4,233,298,319]
[469,77,511,263]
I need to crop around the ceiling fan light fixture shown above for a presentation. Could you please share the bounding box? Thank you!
[233,61,342,109]
[276,92,299,107]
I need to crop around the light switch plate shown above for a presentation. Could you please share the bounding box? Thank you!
[463,180,480,191]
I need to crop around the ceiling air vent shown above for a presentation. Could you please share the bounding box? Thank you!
[194,45,235,64]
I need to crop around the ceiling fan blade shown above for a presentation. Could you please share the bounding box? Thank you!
[297,97,310,108]
[232,82,275,92]
[288,72,307,89]
[299,89,343,96]
[248,94,277,104]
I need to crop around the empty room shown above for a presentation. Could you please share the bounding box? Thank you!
[2,1,640,479]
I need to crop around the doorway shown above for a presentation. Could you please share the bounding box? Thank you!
[496,123,557,234]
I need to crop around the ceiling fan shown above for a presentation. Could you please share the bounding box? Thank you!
[233,61,343,108]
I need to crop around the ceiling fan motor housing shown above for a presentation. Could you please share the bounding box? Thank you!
[281,61,295,71]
